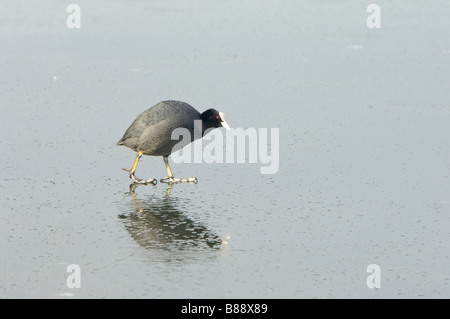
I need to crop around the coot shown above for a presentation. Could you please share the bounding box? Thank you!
[117,100,230,184]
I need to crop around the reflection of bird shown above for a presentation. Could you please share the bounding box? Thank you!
[119,184,222,251]
[117,100,230,184]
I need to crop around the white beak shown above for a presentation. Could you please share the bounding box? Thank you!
[219,111,230,130]
[221,120,230,130]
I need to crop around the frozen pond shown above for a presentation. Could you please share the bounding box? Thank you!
[1,0,450,298]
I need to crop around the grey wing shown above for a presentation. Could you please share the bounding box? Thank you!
[117,100,198,144]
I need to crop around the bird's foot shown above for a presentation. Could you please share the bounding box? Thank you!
[160,176,198,184]
[122,168,157,185]
[132,176,157,185]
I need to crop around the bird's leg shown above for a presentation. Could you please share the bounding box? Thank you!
[122,150,157,185]
[160,156,197,184]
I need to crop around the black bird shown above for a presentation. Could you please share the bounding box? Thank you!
[117,100,230,184]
